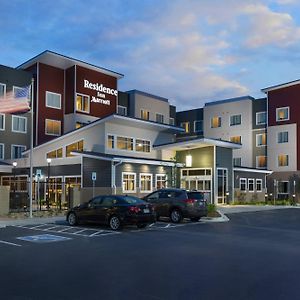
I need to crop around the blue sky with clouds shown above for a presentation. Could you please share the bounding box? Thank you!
[1,0,300,110]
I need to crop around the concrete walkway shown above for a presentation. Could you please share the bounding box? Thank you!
[0,216,65,228]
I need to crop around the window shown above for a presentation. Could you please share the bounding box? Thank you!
[117,105,127,116]
[117,136,133,151]
[211,116,221,128]
[233,157,241,166]
[0,143,4,160]
[256,112,267,125]
[46,148,63,159]
[278,181,289,195]
[12,115,27,133]
[248,179,254,192]
[276,107,289,121]
[76,122,86,129]
[256,133,267,147]
[230,136,241,144]
[156,174,167,189]
[45,119,61,136]
[136,139,150,152]
[240,178,247,191]
[141,109,149,120]
[11,145,26,159]
[256,156,267,168]
[66,140,84,157]
[122,172,136,193]
[0,83,5,97]
[156,113,164,124]
[76,94,90,113]
[0,114,5,130]
[140,173,152,193]
[169,118,175,126]
[180,122,190,133]
[230,114,241,126]
[107,135,114,149]
[194,120,203,133]
[256,179,262,192]
[46,91,61,109]
[278,154,289,167]
[278,131,288,143]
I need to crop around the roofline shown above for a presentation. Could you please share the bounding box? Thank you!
[16,50,124,79]
[234,167,273,174]
[204,95,255,107]
[22,114,184,154]
[261,79,300,93]
[126,89,169,103]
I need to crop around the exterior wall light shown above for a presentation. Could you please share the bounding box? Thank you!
[186,154,192,167]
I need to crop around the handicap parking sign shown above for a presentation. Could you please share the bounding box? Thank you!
[17,234,71,243]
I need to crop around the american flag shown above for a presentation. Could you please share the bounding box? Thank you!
[0,86,31,114]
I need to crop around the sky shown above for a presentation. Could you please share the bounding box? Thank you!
[1,0,300,111]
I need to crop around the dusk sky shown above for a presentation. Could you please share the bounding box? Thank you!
[1,0,300,111]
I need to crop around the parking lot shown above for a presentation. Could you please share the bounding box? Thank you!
[1,208,300,300]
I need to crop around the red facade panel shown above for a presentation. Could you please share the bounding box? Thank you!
[75,65,117,118]
[65,66,75,114]
[38,63,64,145]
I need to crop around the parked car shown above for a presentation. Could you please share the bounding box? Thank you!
[66,195,156,230]
[143,188,207,223]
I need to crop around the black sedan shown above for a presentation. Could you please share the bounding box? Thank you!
[66,195,155,230]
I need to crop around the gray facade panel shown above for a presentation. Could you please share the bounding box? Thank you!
[252,98,267,130]
[117,91,129,109]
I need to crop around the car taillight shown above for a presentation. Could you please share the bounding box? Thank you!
[184,199,196,204]
[129,206,141,213]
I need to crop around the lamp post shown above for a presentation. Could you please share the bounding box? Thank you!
[12,161,17,205]
[46,158,51,209]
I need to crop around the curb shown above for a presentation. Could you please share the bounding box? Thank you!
[0,216,65,228]
[201,210,229,223]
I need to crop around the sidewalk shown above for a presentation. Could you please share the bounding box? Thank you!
[0,216,66,228]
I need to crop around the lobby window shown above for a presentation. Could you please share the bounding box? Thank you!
[169,118,175,126]
[211,116,221,128]
[276,107,289,121]
[12,115,27,133]
[122,172,136,193]
[240,178,247,191]
[66,140,84,157]
[46,148,63,159]
[256,133,267,147]
[230,136,241,144]
[256,179,262,192]
[117,136,134,151]
[11,145,26,159]
[136,139,150,153]
[194,120,203,133]
[248,179,254,192]
[278,154,289,167]
[141,109,150,120]
[233,157,241,167]
[0,83,5,97]
[180,122,190,133]
[46,91,61,109]
[76,94,90,113]
[117,105,127,116]
[230,114,241,126]
[107,135,114,149]
[156,113,164,124]
[0,113,5,130]
[278,131,288,143]
[0,143,4,160]
[278,181,289,195]
[256,112,267,125]
[45,119,61,136]
[156,174,167,189]
[256,156,267,168]
[140,173,152,193]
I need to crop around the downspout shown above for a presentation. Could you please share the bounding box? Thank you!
[111,160,123,194]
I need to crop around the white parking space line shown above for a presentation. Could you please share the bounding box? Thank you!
[0,240,22,247]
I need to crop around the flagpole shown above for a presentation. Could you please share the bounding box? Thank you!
[29,78,34,218]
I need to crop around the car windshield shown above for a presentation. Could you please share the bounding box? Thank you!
[187,192,204,200]
[121,196,145,204]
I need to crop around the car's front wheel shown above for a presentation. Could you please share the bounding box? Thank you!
[170,209,182,223]
[109,215,121,230]
[67,212,78,226]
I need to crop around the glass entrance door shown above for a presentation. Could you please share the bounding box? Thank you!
[217,168,228,204]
